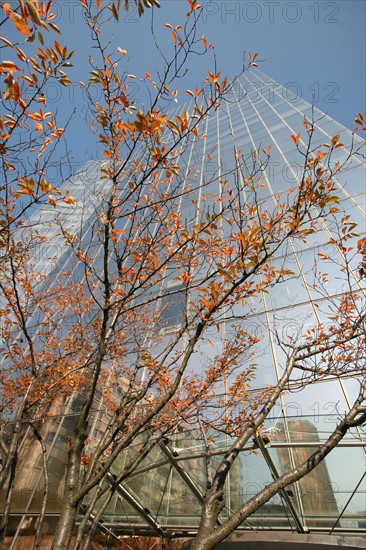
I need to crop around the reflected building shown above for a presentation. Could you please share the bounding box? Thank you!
[276,420,339,526]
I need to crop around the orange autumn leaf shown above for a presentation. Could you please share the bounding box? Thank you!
[3,3,31,35]
[187,0,201,11]
[3,76,21,103]
[25,0,43,26]
[0,61,21,73]
[2,2,12,15]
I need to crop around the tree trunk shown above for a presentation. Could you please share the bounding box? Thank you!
[51,504,79,550]
[190,492,225,550]
[50,437,85,549]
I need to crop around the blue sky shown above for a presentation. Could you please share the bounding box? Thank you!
[3,0,366,169]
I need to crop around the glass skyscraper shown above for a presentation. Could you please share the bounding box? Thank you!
[2,69,365,547]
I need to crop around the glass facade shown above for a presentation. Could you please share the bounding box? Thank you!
[1,69,365,544]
